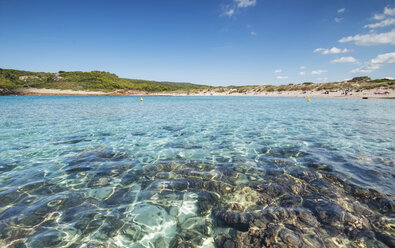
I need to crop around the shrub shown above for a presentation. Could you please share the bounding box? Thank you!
[349,76,371,82]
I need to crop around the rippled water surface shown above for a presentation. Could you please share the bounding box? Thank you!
[0,96,394,248]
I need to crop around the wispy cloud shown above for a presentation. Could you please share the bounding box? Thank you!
[223,8,235,17]
[276,76,288,80]
[384,6,395,15]
[250,31,256,36]
[351,52,395,73]
[299,66,306,70]
[373,13,386,21]
[299,71,306,75]
[314,47,349,55]
[235,0,256,8]
[373,6,395,20]
[364,18,395,29]
[339,29,395,46]
[366,6,395,29]
[331,56,358,63]
[339,7,395,47]
[222,0,257,17]
[334,8,345,23]
[311,70,327,75]
[274,69,282,73]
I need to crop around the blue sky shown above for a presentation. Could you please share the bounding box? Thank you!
[0,0,394,86]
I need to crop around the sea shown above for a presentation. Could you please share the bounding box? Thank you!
[0,96,394,247]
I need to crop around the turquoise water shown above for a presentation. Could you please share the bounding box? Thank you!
[0,96,394,247]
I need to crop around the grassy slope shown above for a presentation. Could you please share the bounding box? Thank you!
[0,68,210,92]
[1,68,394,94]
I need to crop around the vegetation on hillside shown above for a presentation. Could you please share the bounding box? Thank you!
[184,77,394,95]
[1,68,394,94]
[188,77,394,94]
[0,68,210,92]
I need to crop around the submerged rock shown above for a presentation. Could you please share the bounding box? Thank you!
[1,151,394,248]
[66,148,129,167]
[28,230,66,248]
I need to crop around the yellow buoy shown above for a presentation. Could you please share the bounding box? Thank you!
[307,98,311,102]
[140,98,143,102]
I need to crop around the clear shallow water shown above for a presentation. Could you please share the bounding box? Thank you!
[0,96,394,248]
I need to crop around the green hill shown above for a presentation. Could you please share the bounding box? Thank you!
[0,68,210,92]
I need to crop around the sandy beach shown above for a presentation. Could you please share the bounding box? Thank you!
[3,87,395,99]
[154,88,395,99]
[10,88,109,95]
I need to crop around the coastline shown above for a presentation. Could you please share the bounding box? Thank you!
[152,88,395,99]
[1,87,395,99]
[5,87,109,95]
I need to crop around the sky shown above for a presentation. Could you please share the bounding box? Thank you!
[0,0,394,86]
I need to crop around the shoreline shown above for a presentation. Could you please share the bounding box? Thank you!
[1,87,394,99]
[151,88,395,99]
[4,88,109,95]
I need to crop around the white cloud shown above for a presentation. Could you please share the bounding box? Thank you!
[299,66,306,70]
[364,18,395,29]
[338,8,346,14]
[250,31,256,36]
[311,70,327,75]
[235,0,256,8]
[313,47,349,55]
[223,8,235,16]
[384,6,395,16]
[222,0,256,17]
[351,65,380,74]
[373,14,386,20]
[351,52,395,73]
[331,56,358,63]
[274,69,282,73]
[334,17,343,23]
[276,76,288,80]
[299,71,306,75]
[373,6,395,20]
[339,29,395,46]
[340,7,395,45]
